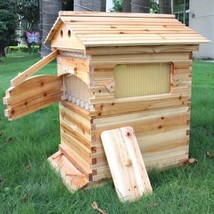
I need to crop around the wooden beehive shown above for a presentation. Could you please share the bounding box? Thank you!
[3,12,209,190]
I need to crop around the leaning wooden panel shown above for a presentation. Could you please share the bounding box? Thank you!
[101,127,152,202]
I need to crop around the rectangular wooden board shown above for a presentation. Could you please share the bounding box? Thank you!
[101,126,152,202]
[4,75,62,120]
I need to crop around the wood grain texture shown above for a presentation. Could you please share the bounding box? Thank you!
[11,50,58,86]
[48,151,89,191]
[86,45,199,55]
[4,75,62,120]
[101,127,152,202]
[45,12,208,49]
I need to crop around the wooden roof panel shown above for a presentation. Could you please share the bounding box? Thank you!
[45,11,209,47]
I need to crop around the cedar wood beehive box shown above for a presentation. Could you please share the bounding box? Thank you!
[3,12,209,190]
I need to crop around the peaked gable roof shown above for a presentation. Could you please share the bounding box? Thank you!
[45,11,209,49]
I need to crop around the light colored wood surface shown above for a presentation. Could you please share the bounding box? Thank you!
[45,12,209,49]
[101,127,152,202]
[59,11,175,18]
[86,45,199,55]
[3,11,198,188]
[59,102,92,177]
[48,151,89,191]
[4,75,62,120]
[11,50,58,86]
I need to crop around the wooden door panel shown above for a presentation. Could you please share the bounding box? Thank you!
[3,75,62,120]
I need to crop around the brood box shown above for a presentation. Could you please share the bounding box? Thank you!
[3,12,209,190]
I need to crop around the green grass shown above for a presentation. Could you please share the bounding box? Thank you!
[1,53,214,213]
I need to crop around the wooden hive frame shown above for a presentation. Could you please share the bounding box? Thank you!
[3,12,209,190]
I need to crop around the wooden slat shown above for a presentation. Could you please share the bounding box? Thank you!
[11,50,58,86]
[92,107,190,142]
[79,33,200,39]
[59,143,92,177]
[91,94,190,117]
[68,25,191,32]
[59,102,91,129]
[86,45,199,55]
[84,40,207,47]
[101,127,152,202]
[93,106,189,128]
[90,53,190,65]
[60,130,91,164]
[59,11,175,18]
[75,30,195,35]
[60,101,91,120]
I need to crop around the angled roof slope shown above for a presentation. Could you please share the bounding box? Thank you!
[45,11,209,48]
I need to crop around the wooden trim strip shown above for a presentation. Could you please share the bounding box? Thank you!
[11,50,59,86]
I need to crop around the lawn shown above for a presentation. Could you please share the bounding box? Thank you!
[0,53,214,214]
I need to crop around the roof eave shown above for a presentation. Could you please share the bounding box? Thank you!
[44,17,63,44]
[83,40,210,48]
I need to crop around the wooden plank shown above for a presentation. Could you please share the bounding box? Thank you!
[67,22,183,27]
[143,145,189,168]
[60,131,91,164]
[90,53,190,65]
[59,102,91,129]
[4,75,62,120]
[77,30,196,35]
[63,16,177,22]
[86,45,198,55]
[91,60,191,70]
[59,143,92,178]
[60,101,91,120]
[69,26,191,33]
[91,94,190,117]
[92,107,190,143]
[101,127,152,202]
[84,40,207,47]
[79,34,200,40]
[59,11,175,18]
[60,118,91,149]
[11,50,58,86]
[93,107,189,130]
[48,151,89,191]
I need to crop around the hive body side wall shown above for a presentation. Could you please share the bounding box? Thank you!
[88,46,193,181]
[56,46,193,183]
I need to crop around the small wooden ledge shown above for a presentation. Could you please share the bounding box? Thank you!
[48,151,89,191]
